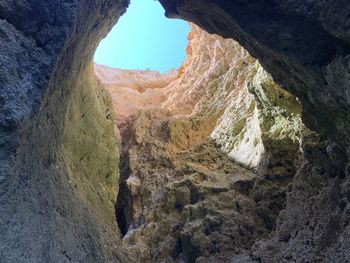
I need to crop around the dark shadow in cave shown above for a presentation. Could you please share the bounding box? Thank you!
[115,150,133,237]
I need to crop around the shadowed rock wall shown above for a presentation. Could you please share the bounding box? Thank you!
[0,0,133,262]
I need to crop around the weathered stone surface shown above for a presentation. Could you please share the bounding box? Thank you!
[159,0,350,161]
[97,25,303,262]
[94,64,177,125]
[97,24,303,169]
[158,1,350,261]
[0,0,77,182]
[0,0,132,262]
[2,0,350,262]
[248,132,350,262]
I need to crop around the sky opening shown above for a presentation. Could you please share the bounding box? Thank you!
[94,0,190,73]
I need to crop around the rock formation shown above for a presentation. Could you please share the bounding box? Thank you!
[158,1,350,262]
[96,24,303,262]
[0,0,350,262]
[159,0,350,153]
[0,0,131,262]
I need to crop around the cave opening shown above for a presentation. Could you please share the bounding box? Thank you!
[93,0,190,237]
[91,0,303,260]
[0,0,350,263]
[94,0,190,73]
[4,0,350,262]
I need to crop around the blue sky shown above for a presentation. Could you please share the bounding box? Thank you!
[94,0,190,73]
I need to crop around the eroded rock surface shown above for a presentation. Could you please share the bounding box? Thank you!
[160,0,350,154]
[0,0,132,262]
[1,0,350,262]
[158,1,350,262]
[96,25,303,262]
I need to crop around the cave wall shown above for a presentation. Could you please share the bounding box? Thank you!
[158,0,350,262]
[1,0,350,262]
[0,0,77,187]
[0,0,133,262]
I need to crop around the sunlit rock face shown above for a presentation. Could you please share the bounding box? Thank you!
[96,24,302,170]
[160,0,350,156]
[94,65,177,124]
[96,25,303,262]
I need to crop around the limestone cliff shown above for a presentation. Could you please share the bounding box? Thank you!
[96,24,303,262]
